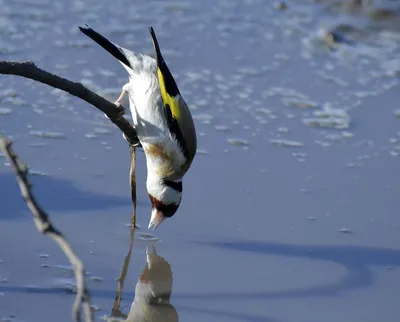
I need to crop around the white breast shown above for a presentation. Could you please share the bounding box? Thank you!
[123,67,186,179]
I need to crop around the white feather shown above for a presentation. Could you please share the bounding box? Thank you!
[146,175,182,205]
[120,55,186,184]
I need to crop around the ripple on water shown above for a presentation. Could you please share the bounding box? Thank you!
[136,232,161,242]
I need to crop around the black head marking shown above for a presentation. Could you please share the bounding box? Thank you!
[149,195,180,218]
[163,180,183,192]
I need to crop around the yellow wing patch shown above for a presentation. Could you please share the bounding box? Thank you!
[157,68,181,120]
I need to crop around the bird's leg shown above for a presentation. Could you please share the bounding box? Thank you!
[115,82,131,107]
[113,89,127,118]
[114,89,127,107]
[104,83,130,120]
[105,83,142,147]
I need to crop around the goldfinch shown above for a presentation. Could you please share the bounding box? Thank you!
[79,25,197,230]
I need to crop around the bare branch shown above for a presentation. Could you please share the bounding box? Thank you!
[0,60,139,146]
[0,136,94,322]
[129,145,137,228]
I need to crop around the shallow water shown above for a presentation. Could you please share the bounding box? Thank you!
[1,0,400,321]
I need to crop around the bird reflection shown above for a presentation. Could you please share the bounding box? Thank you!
[110,229,178,322]
[125,245,178,322]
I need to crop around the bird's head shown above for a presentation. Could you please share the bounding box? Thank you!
[147,177,182,230]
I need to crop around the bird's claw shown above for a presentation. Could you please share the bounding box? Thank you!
[114,101,126,118]
[103,101,126,120]
[123,132,142,148]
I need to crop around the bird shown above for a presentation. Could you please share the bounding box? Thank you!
[79,25,197,230]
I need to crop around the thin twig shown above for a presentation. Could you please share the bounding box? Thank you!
[0,60,139,146]
[0,136,94,322]
[110,144,137,317]
[129,145,137,228]
[111,227,135,319]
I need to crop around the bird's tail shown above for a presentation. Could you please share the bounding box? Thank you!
[79,24,132,69]
[148,26,164,67]
[148,26,180,97]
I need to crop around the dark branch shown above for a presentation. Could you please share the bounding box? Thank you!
[129,145,137,228]
[0,60,139,146]
[0,136,94,322]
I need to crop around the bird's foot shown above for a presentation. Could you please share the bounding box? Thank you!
[123,132,142,148]
[103,100,126,119]
[103,89,127,120]
[113,101,126,117]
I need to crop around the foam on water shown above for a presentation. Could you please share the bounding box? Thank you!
[269,139,305,147]
[28,131,66,139]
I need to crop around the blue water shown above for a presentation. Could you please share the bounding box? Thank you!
[1,0,400,321]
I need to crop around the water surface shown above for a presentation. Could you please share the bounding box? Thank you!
[1,0,400,321]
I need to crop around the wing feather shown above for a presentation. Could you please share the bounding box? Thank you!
[149,27,196,163]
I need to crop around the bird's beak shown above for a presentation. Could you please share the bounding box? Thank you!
[148,209,165,230]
